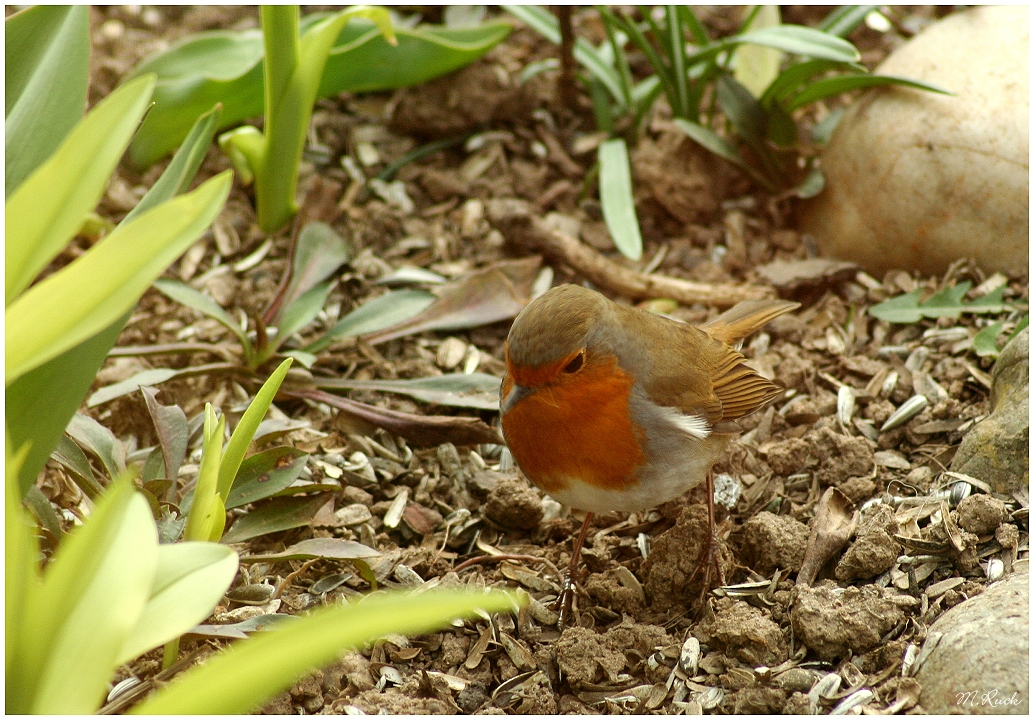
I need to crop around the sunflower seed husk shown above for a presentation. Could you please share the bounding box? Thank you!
[809,672,842,705]
[881,395,928,432]
[986,557,1005,582]
[680,636,701,676]
[881,370,899,398]
[383,487,409,528]
[830,688,873,715]
[837,386,856,425]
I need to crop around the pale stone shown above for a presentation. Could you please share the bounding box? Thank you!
[800,6,1029,276]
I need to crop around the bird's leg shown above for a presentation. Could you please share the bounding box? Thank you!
[687,471,726,610]
[556,511,593,628]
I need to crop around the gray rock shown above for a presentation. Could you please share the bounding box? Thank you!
[952,328,1029,495]
[916,569,1028,714]
[800,6,1029,276]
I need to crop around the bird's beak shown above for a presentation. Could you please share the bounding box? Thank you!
[500,383,533,414]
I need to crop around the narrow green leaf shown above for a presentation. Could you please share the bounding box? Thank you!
[733,25,860,62]
[23,476,157,714]
[132,588,524,714]
[5,74,155,303]
[305,289,435,354]
[22,485,63,543]
[597,139,642,262]
[153,277,248,347]
[503,5,625,107]
[6,172,232,384]
[225,447,308,509]
[87,368,181,408]
[267,282,333,358]
[5,5,90,196]
[788,73,952,110]
[125,103,223,223]
[217,358,294,500]
[315,372,503,411]
[818,5,878,37]
[672,119,738,164]
[115,542,239,665]
[221,493,332,544]
[760,58,863,105]
[240,537,380,563]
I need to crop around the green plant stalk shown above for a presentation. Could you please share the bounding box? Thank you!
[225,6,394,233]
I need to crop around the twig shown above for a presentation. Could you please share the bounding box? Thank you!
[273,558,320,599]
[486,198,774,307]
[555,6,578,112]
[109,343,239,362]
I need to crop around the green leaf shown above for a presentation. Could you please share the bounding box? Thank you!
[732,5,782,97]
[870,283,1011,324]
[794,167,826,199]
[673,116,776,192]
[597,139,642,262]
[88,368,181,408]
[6,105,227,493]
[128,18,510,167]
[15,476,157,714]
[66,413,126,480]
[818,5,878,37]
[125,103,223,223]
[153,277,250,351]
[868,288,923,324]
[218,358,294,500]
[240,537,380,563]
[132,588,524,714]
[503,5,625,108]
[7,321,123,496]
[142,386,189,487]
[733,25,860,62]
[5,5,90,196]
[6,171,232,385]
[281,221,353,317]
[717,74,769,150]
[5,74,155,304]
[972,321,1005,358]
[115,542,238,665]
[305,289,435,354]
[788,73,952,110]
[316,372,503,411]
[6,439,41,712]
[760,58,864,105]
[266,282,333,359]
[184,405,226,543]
[225,447,309,509]
[221,493,332,544]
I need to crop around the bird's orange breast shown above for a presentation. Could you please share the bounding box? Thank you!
[501,356,646,493]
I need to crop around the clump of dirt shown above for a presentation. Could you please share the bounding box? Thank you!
[738,511,810,574]
[483,476,544,531]
[641,503,733,613]
[699,600,788,666]
[790,583,913,661]
[956,494,1010,535]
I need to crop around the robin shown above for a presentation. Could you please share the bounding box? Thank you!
[499,284,798,621]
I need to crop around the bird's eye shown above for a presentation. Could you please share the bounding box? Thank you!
[563,351,584,374]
